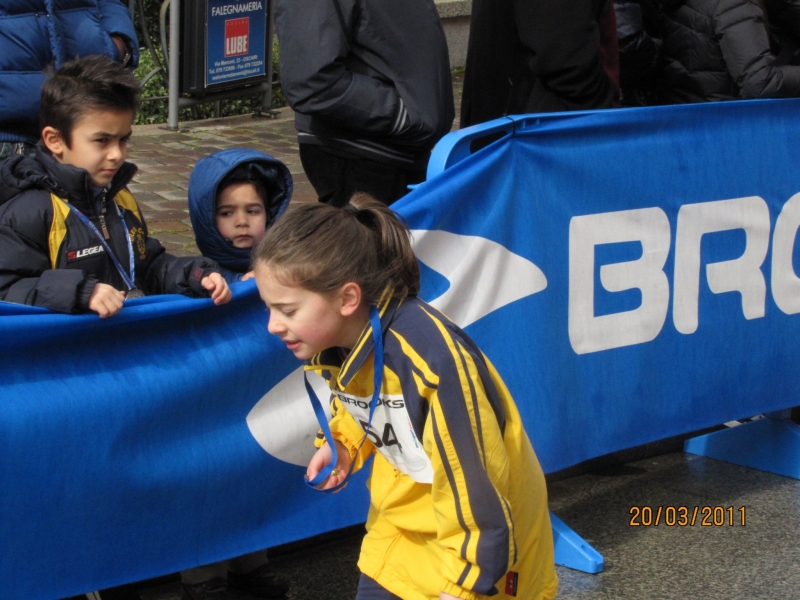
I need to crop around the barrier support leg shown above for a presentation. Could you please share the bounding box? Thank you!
[684,411,800,480]
[550,511,604,573]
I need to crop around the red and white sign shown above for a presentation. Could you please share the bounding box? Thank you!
[224,17,249,56]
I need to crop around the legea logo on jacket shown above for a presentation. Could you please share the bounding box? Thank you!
[67,245,105,261]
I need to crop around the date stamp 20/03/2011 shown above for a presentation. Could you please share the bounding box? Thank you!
[629,506,746,527]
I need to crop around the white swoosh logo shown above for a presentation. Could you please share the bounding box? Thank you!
[246,231,547,465]
[410,230,547,328]
[246,366,332,466]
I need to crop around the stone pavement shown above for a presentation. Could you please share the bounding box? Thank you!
[97,451,800,600]
[127,109,313,258]
[128,73,464,259]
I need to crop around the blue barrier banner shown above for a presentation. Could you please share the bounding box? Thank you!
[3,98,800,597]
[0,291,370,599]
[399,99,800,475]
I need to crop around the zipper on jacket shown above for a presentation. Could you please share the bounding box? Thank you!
[98,188,111,239]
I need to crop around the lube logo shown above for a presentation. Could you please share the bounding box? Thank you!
[224,18,249,57]
[569,194,800,354]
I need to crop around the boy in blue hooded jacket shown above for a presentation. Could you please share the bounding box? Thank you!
[184,148,292,599]
[189,148,293,284]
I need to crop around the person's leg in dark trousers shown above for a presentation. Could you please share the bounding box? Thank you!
[299,144,424,207]
[354,574,402,600]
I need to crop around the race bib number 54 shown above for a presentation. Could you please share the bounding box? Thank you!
[334,391,434,483]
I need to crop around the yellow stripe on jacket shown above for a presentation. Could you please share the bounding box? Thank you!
[49,194,71,269]
[113,189,142,223]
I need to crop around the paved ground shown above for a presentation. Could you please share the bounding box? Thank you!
[127,108,312,258]
[93,449,800,600]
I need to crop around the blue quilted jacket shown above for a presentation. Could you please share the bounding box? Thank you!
[0,0,139,144]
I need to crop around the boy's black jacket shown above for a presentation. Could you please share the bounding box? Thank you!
[0,148,220,313]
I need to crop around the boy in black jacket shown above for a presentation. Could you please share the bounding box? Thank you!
[0,55,230,317]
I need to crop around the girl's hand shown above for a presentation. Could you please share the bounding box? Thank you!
[306,441,351,491]
[439,594,461,600]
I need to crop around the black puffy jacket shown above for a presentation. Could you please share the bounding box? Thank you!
[660,0,800,101]
[274,0,454,169]
[616,1,664,81]
[0,149,220,313]
[461,0,617,126]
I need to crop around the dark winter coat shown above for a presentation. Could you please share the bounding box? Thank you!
[0,0,139,145]
[765,0,800,64]
[660,0,800,101]
[0,149,219,314]
[188,148,292,284]
[274,0,454,170]
[461,0,618,127]
[768,0,800,39]
[615,1,664,81]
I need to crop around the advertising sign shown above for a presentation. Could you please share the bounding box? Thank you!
[206,0,267,87]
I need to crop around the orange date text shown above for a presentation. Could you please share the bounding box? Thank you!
[629,506,746,527]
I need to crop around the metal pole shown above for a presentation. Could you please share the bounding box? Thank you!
[261,0,274,114]
[168,0,181,129]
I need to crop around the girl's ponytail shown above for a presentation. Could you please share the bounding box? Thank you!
[347,193,419,302]
[253,194,420,305]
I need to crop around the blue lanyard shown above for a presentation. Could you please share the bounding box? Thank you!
[304,305,384,493]
[69,197,136,291]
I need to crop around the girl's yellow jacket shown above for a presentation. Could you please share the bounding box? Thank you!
[307,295,558,600]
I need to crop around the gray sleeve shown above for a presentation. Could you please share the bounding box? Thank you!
[273,0,408,137]
[717,0,800,98]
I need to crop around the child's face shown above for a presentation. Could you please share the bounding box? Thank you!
[44,109,133,188]
[255,263,354,360]
[215,182,268,248]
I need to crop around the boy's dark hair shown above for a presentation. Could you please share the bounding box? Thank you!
[40,55,141,148]
[217,169,269,208]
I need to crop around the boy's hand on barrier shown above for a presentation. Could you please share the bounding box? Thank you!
[88,283,125,318]
[439,594,461,600]
[307,441,351,491]
[202,272,232,305]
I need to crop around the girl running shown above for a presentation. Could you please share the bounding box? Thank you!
[253,194,558,600]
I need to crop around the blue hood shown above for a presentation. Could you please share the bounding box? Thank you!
[188,148,292,273]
